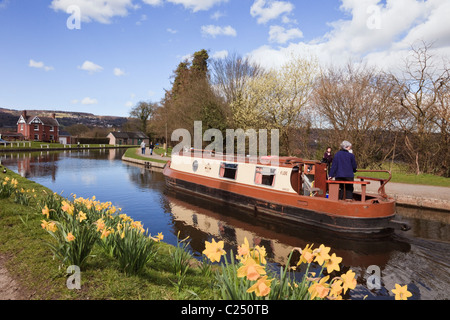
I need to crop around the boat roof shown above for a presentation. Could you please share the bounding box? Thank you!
[175,149,320,168]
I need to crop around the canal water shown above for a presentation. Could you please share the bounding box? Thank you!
[1,149,449,300]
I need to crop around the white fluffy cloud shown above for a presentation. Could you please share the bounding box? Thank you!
[166,0,228,12]
[50,0,137,24]
[81,97,98,105]
[113,68,126,76]
[78,61,103,73]
[211,50,229,59]
[201,25,236,38]
[268,26,303,44]
[250,0,294,24]
[249,0,450,72]
[29,59,54,71]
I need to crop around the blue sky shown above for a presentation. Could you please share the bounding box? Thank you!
[1,0,449,117]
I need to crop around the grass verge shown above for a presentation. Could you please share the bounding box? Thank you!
[0,167,216,300]
[361,163,449,187]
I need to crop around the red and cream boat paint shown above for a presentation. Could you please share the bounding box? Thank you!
[163,151,410,236]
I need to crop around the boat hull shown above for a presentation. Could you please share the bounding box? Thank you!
[163,163,405,237]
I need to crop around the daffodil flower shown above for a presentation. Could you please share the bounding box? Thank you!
[247,276,273,297]
[42,205,50,219]
[325,253,342,273]
[308,276,330,299]
[392,284,412,300]
[66,232,76,242]
[314,244,331,266]
[237,258,266,281]
[341,270,357,294]
[203,238,226,263]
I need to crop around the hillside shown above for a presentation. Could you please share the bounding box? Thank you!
[0,108,128,129]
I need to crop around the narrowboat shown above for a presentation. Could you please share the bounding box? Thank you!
[163,150,410,237]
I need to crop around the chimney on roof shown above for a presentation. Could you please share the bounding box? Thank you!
[22,110,27,118]
[51,113,56,119]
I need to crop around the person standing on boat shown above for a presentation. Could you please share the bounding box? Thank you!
[329,141,357,200]
[322,147,333,176]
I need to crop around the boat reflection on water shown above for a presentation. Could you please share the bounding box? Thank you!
[164,188,411,269]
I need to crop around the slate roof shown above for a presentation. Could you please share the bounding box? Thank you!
[109,131,148,139]
[18,115,59,127]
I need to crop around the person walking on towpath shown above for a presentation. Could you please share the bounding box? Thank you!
[140,141,146,155]
[149,142,154,155]
[329,140,357,200]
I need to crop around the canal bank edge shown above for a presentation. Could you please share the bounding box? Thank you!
[122,150,450,213]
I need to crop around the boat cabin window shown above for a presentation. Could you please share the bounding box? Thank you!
[255,166,276,186]
[219,163,238,180]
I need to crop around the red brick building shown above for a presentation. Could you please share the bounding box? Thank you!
[17,110,60,142]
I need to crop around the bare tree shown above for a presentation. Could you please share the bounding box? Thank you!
[390,41,449,175]
[210,52,265,109]
[314,62,397,168]
[129,101,158,136]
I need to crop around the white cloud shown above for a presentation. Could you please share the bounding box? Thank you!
[142,0,163,6]
[50,0,137,24]
[29,59,54,71]
[248,0,450,72]
[268,26,303,44]
[212,50,228,59]
[201,25,236,38]
[167,28,178,34]
[114,67,126,76]
[81,97,98,105]
[125,101,134,108]
[250,0,294,24]
[78,60,103,73]
[166,0,228,12]
[210,10,225,20]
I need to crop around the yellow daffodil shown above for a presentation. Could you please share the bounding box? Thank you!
[237,258,266,281]
[66,232,76,242]
[341,270,357,294]
[392,284,412,300]
[314,244,331,266]
[61,200,74,215]
[47,222,57,232]
[329,279,343,298]
[41,205,50,219]
[41,220,49,230]
[96,218,106,231]
[247,275,273,297]
[237,237,251,259]
[297,244,315,265]
[152,232,164,242]
[308,276,330,300]
[325,253,342,273]
[77,211,87,223]
[101,227,113,239]
[203,238,226,263]
[253,245,267,265]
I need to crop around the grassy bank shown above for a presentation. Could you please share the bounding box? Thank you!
[123,148,168,164]
[361,163,449,187]
[0,167,215,300]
